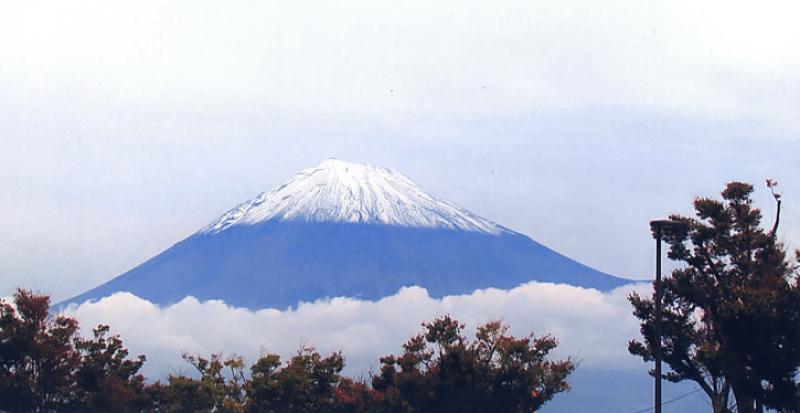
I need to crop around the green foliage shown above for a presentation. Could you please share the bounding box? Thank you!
[629,182,800,413]
[155,375,216,413]
[155,348,371,413]
[180,353,247,412]
[247,348,349,413]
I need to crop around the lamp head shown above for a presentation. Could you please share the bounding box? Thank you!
[650,219,687,238]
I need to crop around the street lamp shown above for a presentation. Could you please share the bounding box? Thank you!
[649,219,685,413]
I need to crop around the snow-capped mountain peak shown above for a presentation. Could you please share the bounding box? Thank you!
[201,159,509,235]
[64,158,628,310]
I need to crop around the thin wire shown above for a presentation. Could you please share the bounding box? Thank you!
[632,388,703,413]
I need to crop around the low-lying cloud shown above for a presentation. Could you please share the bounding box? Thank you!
[64,282,650,379]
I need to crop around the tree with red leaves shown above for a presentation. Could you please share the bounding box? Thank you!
[73,324,150,412]
[0,289,150,413]
[0,289,81,412]
[372,316,575,413]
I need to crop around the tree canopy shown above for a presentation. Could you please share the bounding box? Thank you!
[0,290,574,412]
[629,181,800,413]
[372,315,575,413]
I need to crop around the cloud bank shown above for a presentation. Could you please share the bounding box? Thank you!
[64,282,650,379]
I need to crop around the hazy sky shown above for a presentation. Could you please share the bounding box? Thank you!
[1,0,799,300]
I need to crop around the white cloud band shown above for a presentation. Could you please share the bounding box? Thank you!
[64,281,650,379]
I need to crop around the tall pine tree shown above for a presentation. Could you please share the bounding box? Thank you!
[629,181,800,413]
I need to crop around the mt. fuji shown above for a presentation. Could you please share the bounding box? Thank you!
[202,159,506,235]
[63,159,630,309]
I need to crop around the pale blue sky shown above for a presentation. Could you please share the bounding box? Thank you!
[1,0,798,300]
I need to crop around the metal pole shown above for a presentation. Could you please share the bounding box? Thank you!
[654,226,663,413]
[650,219,686,413]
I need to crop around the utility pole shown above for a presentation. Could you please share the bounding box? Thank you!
[649,219,684,413]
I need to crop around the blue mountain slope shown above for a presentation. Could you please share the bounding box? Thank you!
[61,159,631,309]
[63,221,629,309]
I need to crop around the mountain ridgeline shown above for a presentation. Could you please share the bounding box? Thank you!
[63,159,630,309]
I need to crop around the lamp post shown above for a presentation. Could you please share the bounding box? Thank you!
[649,219,684,413]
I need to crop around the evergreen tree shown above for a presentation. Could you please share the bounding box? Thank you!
[629,181,800,413]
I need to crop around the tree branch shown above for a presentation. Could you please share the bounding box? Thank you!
[770,199,781,238]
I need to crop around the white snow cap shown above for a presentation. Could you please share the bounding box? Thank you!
[202,159,509,235]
